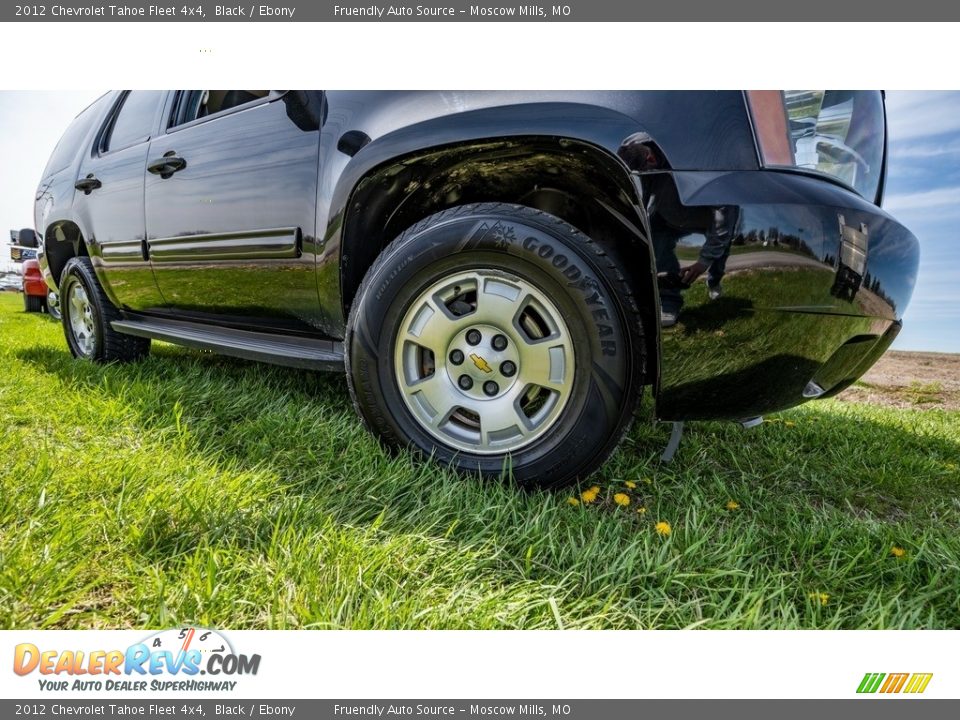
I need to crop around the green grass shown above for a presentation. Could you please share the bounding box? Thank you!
[1,292,959,629]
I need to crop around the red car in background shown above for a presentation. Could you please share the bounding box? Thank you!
[22,258,48,313]
[16,228,60,318]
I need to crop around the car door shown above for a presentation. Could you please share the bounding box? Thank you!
[144,90,322,332]
[74,90,167,310]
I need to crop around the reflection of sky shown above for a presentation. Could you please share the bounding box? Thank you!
[884,92,960,353]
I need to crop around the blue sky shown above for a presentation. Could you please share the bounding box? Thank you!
[0,90,958,352]
[884,91,960,353]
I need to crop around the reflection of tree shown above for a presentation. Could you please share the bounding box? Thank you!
[731,231,816,259]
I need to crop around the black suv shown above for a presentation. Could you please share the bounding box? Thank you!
[36,90,919,486]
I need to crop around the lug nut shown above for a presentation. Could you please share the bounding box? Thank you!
[449,349,465,365]
[466,329,482,346]
[500,360,517,377]
[483,380,500,397]
[491,334,508,351]
[458,375,474,390]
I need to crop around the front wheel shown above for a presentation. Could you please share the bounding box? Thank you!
[346,203,646,489]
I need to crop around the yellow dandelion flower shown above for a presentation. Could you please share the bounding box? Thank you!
[636,506,647,515]
[809,592,830,606]
[580,486,600,504]
[567,497,580,507]
[725,500,740,511]
[891,546,906,558]
[654,521,672,537]
[625,480,637,489]
[613,492,631,507]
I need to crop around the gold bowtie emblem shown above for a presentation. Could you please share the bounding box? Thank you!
[469,353,493,373]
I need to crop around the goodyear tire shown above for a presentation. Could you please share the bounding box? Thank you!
[60,256,150,363]
[346,203,645,488]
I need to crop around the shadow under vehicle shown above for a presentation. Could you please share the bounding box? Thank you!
[35,90,919,487]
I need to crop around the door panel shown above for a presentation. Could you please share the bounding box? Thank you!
[76,90,167,310]
[144,94,322,332]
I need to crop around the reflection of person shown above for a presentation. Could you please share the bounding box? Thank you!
[616,134,739,326]
[660,206,739,327]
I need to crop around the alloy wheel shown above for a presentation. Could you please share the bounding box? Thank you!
[394,269,575,454]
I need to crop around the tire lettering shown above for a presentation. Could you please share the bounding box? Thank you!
[521,228,618,358]
[583,290,602,306]
[375,254,414,301]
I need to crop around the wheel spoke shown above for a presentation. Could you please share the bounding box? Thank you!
[472,278,525,327]
[516,335,571,391]
[401,372,457,427]
[403,299,464,354]
[476,392,533,447]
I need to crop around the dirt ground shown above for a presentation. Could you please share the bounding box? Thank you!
[838,350,960,410]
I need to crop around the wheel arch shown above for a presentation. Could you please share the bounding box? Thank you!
[337,135,661,386]
[41,218,90,289]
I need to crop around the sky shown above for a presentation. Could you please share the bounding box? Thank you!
[882,92,960,353]
[0,90,957,352]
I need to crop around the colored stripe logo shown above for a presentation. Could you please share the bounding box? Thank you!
[857,672,933,694]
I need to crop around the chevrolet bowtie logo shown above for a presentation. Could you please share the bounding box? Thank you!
[470,353,493,373]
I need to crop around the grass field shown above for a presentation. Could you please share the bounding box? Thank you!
[1,292,958,629]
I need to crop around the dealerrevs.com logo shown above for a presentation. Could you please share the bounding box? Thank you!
[857,673,933,694]
[13,628,261,693]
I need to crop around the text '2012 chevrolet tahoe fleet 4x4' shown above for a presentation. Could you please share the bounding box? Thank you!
[35,90,919,487]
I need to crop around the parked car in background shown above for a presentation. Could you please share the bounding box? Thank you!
[14,228,60,317]
[0,273,21,292]
[34,90,919,486]
[21,258,47,313]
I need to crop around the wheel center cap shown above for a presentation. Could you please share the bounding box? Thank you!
[447,323,520,400]
[469,353,493,374]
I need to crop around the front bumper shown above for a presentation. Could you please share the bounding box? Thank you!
[642,169,920,421]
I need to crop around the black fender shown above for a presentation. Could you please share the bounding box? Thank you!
[316,96,667,386]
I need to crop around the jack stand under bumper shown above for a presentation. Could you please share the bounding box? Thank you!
[660,421,684,463]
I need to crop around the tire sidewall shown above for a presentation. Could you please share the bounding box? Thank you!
[349,207,637,484]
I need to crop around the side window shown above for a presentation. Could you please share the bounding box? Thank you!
[171,90,270,127]
[103,91,165,152]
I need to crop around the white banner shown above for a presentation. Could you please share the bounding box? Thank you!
[1,630,953,699]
